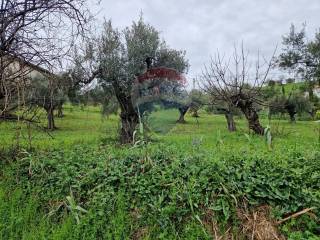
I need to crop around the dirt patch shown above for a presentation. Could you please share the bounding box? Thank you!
[237,205,285,240]
[130,208,149,240]
[131,227,149,240]
[201,204,285,240]
[202,208,237,240]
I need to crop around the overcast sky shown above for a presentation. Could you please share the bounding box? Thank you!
[90,0,320,85]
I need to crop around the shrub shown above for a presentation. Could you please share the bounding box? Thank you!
[1,145,319,238]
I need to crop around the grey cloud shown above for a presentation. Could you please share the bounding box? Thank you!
[92,0,320,83]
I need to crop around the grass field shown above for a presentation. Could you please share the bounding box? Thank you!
[0,104,319,151]
[0,105,320,239]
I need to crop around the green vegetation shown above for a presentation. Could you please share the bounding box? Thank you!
[0,105,118,149]
[1,3,320,239]
[1,106,319,239]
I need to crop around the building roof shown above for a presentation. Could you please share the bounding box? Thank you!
[0,51,56,77]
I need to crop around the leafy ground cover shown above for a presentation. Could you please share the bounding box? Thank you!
[0,106,319,239]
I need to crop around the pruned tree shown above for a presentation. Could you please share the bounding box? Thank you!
[268,95,288,120]
[203,91,239,132]
[269,93,316,122]
[28,74,66,130]
[175,89,190,123]
[201,46,275,135]
[188,89,205,118]
[0,0,91,119]
[220,104,238,132]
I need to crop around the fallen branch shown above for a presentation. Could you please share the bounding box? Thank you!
[276,207,317,225]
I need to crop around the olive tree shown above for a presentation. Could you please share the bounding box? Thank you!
[97,18,189,144]
[28,75,66,130]
[188,89,206,118]
[201,46,275,135]
[269,93,316,122]
[278,24,320,97]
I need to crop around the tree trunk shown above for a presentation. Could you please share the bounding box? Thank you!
[57,103,64,118]
[112,82,139,144]
[120,110,138,144]
[268,110,272,121]
[244,108,264,135]
[288,111,296,122]
[46,108,56,130]
[308,109,317,120]
[116,93,138,144]
[191,110,199,118]
[233,97,264,135]
[225,113,236,132]
[177,106,189,123]
[307,80,314,99]
[285,103,296,123]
